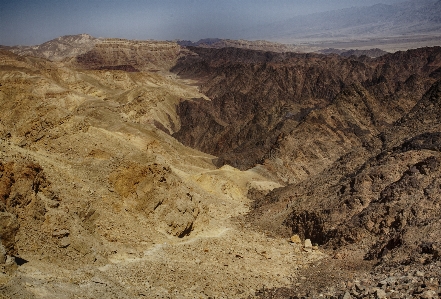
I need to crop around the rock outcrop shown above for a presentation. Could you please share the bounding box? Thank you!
[109,162,203,237]
[0,159,52,270]
[0,212,19,258]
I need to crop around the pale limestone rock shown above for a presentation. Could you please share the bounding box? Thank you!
[304,239,312,251]
[290,235,301,244]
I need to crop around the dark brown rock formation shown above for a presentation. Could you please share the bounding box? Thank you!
[251,80,441,265]
[249,79,441,299]
[172,47,441,184]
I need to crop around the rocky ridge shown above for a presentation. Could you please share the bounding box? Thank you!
[4,34,98,61]
[319,48,389,58]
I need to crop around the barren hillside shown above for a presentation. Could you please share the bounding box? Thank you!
[2,35,441,299]
[0,42,304,299]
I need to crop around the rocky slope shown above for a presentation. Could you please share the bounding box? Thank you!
[0,46,311,299]
[168,44,441,298]
[172,46,441,182]
[3,34,441,299]
[249,75,441,299]
[253,79,441,248]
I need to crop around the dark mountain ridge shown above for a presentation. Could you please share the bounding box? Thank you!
[172,46,441,184]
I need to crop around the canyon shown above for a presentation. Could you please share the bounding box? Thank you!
[1,34,441,298]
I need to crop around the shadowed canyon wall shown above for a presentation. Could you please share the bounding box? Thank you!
[172,46,441,184]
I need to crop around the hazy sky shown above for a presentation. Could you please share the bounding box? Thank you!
[1,0,402,46]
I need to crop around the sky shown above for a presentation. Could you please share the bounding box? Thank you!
[1,0,403,46]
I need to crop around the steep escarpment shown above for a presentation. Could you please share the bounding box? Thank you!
[172,46,441,182]
[75,39,183,72]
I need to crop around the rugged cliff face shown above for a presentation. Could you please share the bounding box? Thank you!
[75,39,183,72]
[249,80,441,279]
[172,46,441,183]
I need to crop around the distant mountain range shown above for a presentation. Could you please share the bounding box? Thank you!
[178,0,441,52]
[2,0,440,59]
[1,33,390,62]
[0,33,98,61]
[177,38,312,53]
[241,0,441,43]
[318,48,389,57]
